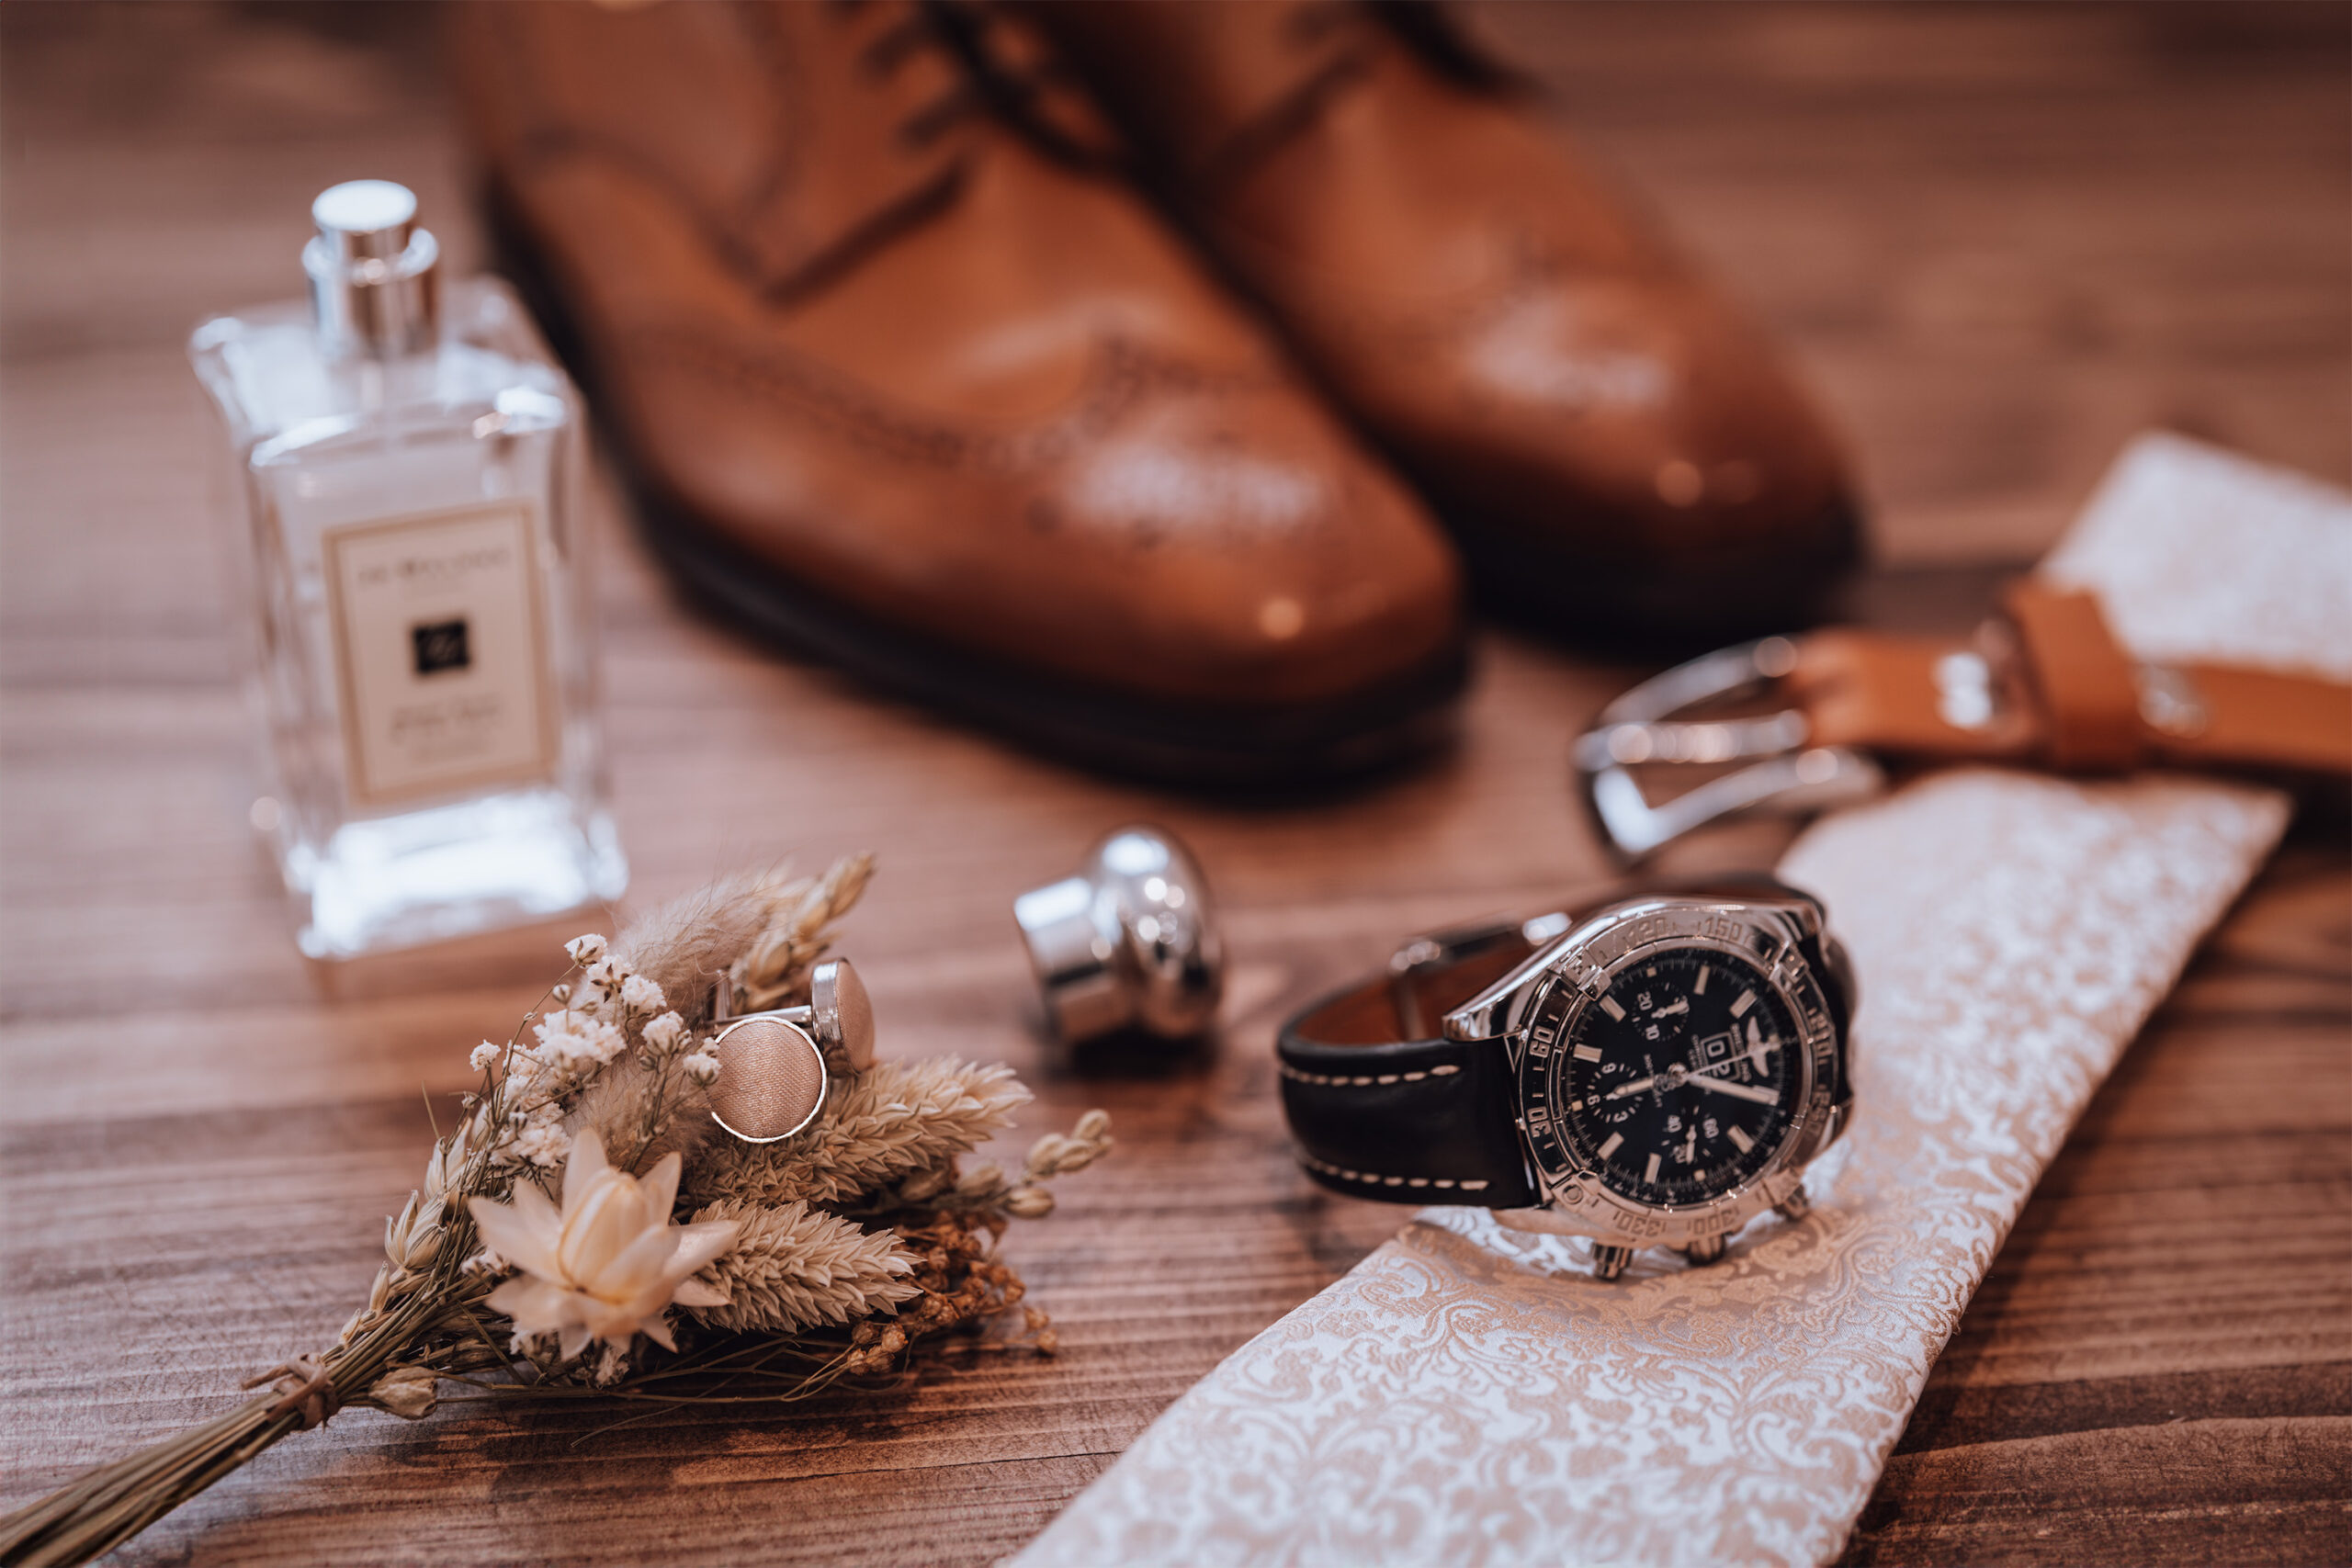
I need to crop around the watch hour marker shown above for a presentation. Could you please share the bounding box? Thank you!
[1597,994,1627,1021]
[1644,1152,1662,1184]
[1568,1100,1584,1112]
[1599,1132,1624,1160]
[1695,965,1710,995]
[1730,987,1757,1019]
[1728,1125,1755,1153]
[1572,1043,1603,1063]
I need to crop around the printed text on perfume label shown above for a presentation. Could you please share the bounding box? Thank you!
[323,502,556,807]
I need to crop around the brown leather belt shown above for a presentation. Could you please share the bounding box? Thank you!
[1576,581,2352,860]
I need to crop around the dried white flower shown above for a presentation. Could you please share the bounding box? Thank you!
[505,1061,560,1117]
[683,1052,721,1087]
[582,958,620,991]
[513,1121,571,1169]
[469,1131,738,1360]
[535,1010,625,1068]
[566,933,608,967]
[643,1012,686,1053]
[620,975,666,1014]
[469,1042,503,1074]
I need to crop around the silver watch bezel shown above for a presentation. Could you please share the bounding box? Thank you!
[1443,894,1843,1251]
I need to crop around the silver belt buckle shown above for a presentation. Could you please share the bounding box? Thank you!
[1573,637,1885,862]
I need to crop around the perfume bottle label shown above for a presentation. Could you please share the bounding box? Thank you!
[322,501,558,809]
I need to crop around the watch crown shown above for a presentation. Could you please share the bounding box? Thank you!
[1680,1235,1727,1265]
[1774,1183,1813,1222]
[1589,1244,1634,1281]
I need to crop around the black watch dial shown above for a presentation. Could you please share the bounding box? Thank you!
[1538,947,1802,1206]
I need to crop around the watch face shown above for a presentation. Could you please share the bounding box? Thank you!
[1533,945,1804,1207]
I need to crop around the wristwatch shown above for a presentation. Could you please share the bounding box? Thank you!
[1277,877,1855,1279]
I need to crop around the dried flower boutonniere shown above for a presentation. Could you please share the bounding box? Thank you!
[0,857,1110,1567]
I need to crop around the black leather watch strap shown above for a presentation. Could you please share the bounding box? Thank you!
[1276,876,1847,1209]
[1278,927,1541,1207]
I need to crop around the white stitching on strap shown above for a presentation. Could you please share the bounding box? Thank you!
[1297,1153,1487,1193]
[1279,1062,1461,1089]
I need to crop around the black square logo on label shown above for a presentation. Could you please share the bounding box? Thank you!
[411,617,471,677]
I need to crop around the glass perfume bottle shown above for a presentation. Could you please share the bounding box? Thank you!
[190,180,625,959]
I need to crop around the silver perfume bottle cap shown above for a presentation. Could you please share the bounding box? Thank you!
[1014,824,1223,1044]
[305,180,440,358]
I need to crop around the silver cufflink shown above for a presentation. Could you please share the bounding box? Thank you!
[1014,824,1223,1046]
[706,957,874,1143]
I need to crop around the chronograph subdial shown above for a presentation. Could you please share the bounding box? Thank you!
[1544,948,1801,1207]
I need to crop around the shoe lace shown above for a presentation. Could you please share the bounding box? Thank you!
[728,0,1120,300]
[1189,4,1535,191]
[726,0,1008,302]
[920,0,1129,169]
[830,0,987,149]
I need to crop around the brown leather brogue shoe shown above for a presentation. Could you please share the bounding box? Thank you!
[446,1,1466,784]
[1025,0,1864,645]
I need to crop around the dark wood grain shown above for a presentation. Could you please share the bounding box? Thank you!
[3,5,2346,1565]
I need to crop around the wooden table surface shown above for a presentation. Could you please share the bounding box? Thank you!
[4,5,2346,1564]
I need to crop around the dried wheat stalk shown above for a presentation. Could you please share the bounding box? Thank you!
[684,1199,923,1334]
[688,1056,1033,1208]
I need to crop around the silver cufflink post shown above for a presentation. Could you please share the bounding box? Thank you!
[1014,824,1223,1046]
[706,956,874,1144]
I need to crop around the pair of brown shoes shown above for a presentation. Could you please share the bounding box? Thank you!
[450,1,1860,784]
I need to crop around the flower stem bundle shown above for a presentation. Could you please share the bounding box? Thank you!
[0,859,1109,1568]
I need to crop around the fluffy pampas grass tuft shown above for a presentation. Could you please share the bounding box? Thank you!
[611,874,783,1028]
